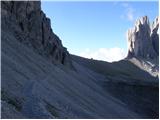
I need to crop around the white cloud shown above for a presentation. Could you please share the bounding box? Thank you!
[79,47,127,62]
[127,8,134,21]
[120,3,135,22]
[121,3,129,7]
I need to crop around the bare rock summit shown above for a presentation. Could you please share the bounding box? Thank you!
[127,16,159,59]
[151,17,159,55]
[126,16,159,77]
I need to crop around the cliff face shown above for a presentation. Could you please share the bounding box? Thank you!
[1,1,159,119]
[151,17,159,55]
[1,1,72,67]
[126,16,159,77]
[127,16,159,59]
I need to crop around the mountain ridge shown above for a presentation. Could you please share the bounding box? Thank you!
[1,1,73,68]
[1,1,159,119]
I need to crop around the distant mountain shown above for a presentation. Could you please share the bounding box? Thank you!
[1,1,159,119]
[126,16,159,77]
[127,16,159,59]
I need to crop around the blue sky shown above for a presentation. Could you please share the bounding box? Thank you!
[41,1,158,62]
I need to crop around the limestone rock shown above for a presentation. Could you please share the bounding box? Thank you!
[1,1,72,68]
[151,17,159,55]
[127,16,158,59]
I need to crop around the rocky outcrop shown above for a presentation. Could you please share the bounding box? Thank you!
[151,17,159,55]
[1,1,72,67]
[127,16,159,59]
[126,16,159,77]
[1,2,159,118]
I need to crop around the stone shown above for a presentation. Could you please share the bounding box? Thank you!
[151,17,159,55]
[1,1,159,118]
[127,16,158,59]
[1,1,72,68]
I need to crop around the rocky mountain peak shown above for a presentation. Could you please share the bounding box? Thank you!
[151,17,159,55]
[135,16,149,28]
[127,16,159,59]
[1,1,73,68]
[151,16,159,32]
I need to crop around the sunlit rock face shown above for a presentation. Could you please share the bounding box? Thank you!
[126,16,159,77]
[1,1,72,67]
[127,16,159,59]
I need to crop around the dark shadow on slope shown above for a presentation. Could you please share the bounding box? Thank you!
[101,81,159,118]
[71,54,159,118]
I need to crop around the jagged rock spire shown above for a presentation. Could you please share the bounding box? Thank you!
[127,16,159,59]
[151,17,159,55]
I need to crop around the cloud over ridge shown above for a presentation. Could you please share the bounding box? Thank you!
[80,47,126,62]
